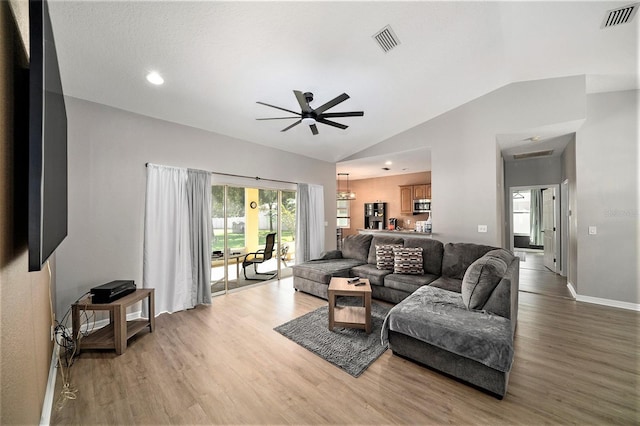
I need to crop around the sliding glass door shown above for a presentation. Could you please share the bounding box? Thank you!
[210,184,295,295]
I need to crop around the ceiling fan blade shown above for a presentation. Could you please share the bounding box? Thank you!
[281,120,301,132]
[317,117,348,130]
[314,93,350,114]
[294,90,312,113]
[256,101,300,116]
[310,124,319,135]
[319,111,364,118]
[256,117,300,120]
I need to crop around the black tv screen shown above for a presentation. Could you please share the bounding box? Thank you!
[28,0,68,271]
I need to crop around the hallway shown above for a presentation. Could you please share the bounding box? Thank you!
[515,250,573,299]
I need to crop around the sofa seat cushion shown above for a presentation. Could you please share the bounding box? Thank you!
[351,263,393,286]
[429,276,463,293]
[384,272,439,293]
[383,285,514,372]
[292,259,366,284]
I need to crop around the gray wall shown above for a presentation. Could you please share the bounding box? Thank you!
[55,98,336,315]
[345,75,586,246]
[504,156,562,188]
[346,76,638,305]
[576,90,638,304]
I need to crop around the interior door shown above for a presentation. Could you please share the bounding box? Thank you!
[542,188,557,272]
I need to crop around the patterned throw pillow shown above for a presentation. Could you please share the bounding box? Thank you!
[392,247,424,275]
[375,244,403,270]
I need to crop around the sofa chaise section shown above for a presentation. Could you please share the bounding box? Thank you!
[383,250,519,398]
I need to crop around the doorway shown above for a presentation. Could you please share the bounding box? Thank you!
[210,185,296,295]
[509,185,572,299]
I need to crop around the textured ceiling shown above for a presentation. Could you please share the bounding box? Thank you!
[48,1,638,175]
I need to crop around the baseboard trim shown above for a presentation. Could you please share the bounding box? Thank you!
[567,281,577,299]
[575,294,640,311]
[40,342,60,426]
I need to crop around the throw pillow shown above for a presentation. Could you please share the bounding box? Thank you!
[461,255,508,310]
[375,244,403,270]
[392,247,424,275]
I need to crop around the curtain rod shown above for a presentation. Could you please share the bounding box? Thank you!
[144,163,298,186]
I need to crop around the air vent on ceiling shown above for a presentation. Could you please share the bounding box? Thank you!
[513,150,554,160]
[373,25,400,53]
[601,3,638,28]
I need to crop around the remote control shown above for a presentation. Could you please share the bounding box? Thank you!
[354,282,366,286]
[347,277,360,283]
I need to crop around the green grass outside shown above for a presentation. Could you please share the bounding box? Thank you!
[212,229,294,251]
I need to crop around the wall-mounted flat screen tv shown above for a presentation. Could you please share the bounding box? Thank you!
[28,0,68,271]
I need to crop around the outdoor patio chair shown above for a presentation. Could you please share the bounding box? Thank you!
[242,232,276,280]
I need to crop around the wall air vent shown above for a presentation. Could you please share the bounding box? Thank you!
[373,25,400,53]
[601,3,638,28]
[513,150,554,160]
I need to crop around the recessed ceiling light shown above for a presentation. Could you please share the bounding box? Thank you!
[146,71,164,85]
[385,161,392,165]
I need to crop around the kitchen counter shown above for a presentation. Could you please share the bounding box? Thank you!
[358,229,434,238]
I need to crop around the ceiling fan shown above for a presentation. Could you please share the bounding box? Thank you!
[256,90,364,135]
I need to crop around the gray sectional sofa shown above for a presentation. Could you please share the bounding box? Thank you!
[291,233,519,398]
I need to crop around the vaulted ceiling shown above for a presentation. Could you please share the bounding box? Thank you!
[48,1,638,177]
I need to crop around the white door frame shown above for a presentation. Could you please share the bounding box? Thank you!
[508,184,561,266]
[560,179,569,277]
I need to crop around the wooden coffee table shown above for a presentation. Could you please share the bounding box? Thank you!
[328,277,372,334]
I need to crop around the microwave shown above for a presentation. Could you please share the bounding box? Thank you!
[413,199,431,214]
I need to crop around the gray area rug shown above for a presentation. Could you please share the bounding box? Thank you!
[274,300,391,377]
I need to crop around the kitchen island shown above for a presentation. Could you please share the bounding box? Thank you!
[357,229,434,238]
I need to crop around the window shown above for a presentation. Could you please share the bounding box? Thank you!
[513,190,531,235]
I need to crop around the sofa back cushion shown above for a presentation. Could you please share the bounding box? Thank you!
[367,236,404,264]
[403,238,444,276]
[341,234,373,263]
[461,255,508,310]
[441,243,497,279]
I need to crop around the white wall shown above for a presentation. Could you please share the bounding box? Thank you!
[576,90,639,305]
[55,98,336,315]
[345,76,586,246]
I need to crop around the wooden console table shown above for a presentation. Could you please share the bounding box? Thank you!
[72,288,155,355]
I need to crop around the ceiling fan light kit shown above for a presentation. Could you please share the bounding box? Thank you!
[257,90,364,135]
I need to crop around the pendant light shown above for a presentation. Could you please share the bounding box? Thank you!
[337,173,356,200]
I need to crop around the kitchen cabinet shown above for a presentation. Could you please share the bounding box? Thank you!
[413,184,431,200]
[400,184,431,214]
[400,186,413,215]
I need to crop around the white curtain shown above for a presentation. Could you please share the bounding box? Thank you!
[296,183,325,262]
[144,164,212,314]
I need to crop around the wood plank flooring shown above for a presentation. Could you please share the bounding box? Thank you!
[517,251,573,299]
[51,278,639,425]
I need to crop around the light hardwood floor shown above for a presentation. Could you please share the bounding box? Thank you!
[517,250,573,299]
[51,278,639,425]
